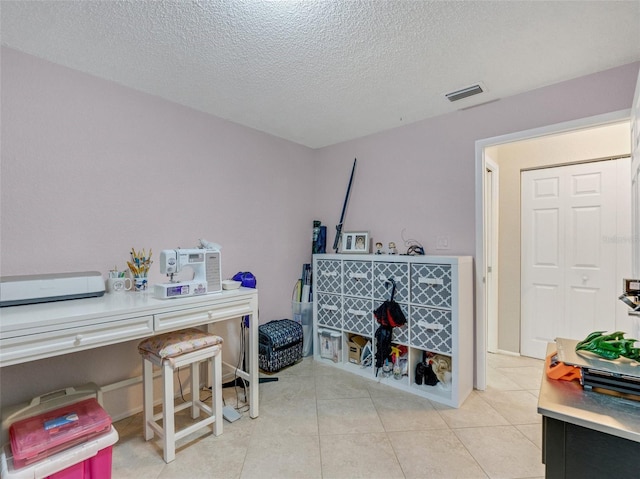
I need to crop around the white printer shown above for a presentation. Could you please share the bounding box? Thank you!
[0,272,105,307]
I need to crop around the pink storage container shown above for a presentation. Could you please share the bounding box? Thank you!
[9,399,111,469]
[1,427,118,479]
[1,396,118,479]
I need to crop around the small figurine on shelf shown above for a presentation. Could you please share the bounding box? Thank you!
[388,242,398,255]
[375,242,383,254]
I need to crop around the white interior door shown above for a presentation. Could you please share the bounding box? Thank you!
[521,160,624,359]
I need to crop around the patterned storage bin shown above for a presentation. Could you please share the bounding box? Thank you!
[258,319,303,373]
[343,296,373,335]
[315,260,342,294]
[316,293,342,329]
[410,264,452,308]
[373,262,409,303]
[342,261,372,298]
[410,306,452,354]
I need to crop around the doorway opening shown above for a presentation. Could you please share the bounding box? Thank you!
[474,110,632,390]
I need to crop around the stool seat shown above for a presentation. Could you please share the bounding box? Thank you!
[138,328,224,463]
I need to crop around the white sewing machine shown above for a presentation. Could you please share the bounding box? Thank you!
[154,248,222,299]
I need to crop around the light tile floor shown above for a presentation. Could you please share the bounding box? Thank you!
[112,353,545,478]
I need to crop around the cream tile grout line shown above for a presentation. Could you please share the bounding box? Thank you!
[449,426,491,479]
[111,354,544,479]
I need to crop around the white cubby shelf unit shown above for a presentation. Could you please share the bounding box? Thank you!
[312,253,473,407]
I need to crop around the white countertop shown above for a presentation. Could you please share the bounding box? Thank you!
[0,287,257,336]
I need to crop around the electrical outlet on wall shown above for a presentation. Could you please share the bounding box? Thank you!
[436,235,450,250]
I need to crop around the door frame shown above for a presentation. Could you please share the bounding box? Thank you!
[474,109,630,390]
[484,157,499,353]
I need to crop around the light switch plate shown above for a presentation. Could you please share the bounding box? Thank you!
[436,236,450,250]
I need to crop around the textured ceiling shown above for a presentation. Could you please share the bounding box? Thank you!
[1,1,639,148]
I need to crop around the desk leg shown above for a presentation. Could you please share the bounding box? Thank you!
[249,301,259,418]
[206,304,259,418]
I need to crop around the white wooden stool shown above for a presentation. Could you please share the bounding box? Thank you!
[138,328,224,463]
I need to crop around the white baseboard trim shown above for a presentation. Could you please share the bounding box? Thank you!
[491,348,520,357]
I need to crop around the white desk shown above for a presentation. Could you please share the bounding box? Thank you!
[0,288,259,418]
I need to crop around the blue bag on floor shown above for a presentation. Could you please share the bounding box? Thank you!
[258,319,303,373]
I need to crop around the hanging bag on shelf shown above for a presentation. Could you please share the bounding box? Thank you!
[373,279,407,376]
[373,279,406,328]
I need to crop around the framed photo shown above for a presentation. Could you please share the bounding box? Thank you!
[341,231,369,253]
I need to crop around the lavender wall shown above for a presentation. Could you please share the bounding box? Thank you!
[0,47,314,411]
[1,47,314,316]
[312,62,639,258]
[1,45,638,415]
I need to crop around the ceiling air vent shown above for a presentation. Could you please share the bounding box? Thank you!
[445,84,484,102]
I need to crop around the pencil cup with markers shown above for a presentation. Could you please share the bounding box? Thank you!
[133,276,147,291]
[128,248,153,292]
